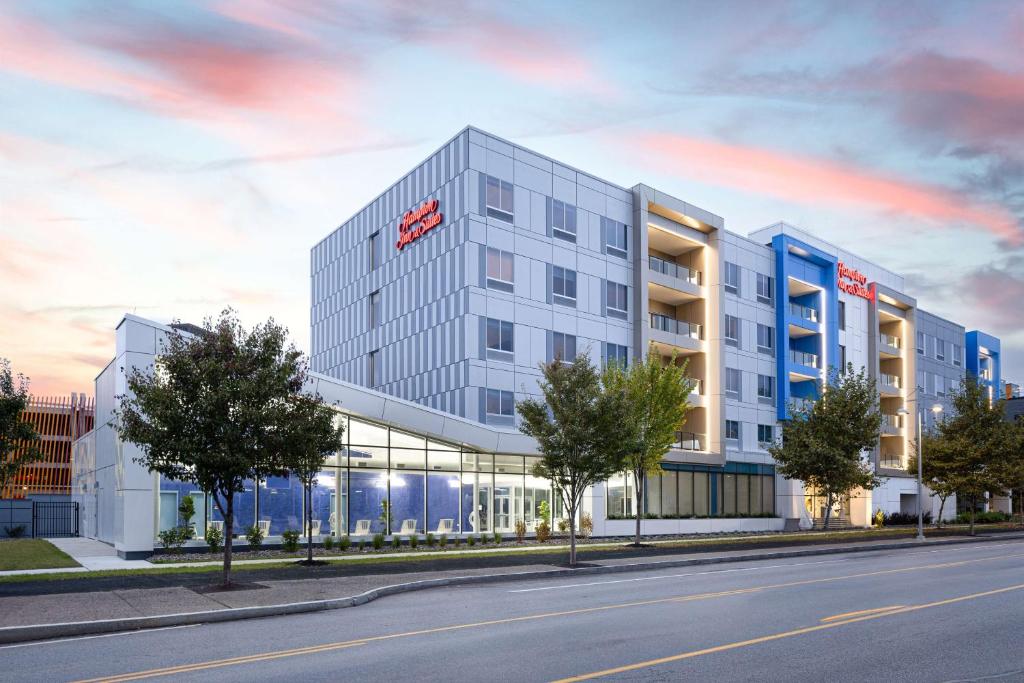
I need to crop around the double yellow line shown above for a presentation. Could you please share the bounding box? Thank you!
[78,549,1024,682]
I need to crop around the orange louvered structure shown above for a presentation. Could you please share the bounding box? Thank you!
[2,394,94,499]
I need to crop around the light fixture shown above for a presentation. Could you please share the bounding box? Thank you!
[931,404,943,414]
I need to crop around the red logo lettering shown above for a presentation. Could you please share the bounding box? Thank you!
[396,199,443,250]
[837,262,873,300]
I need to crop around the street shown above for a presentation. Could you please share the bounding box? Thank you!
[3,539,1024,682]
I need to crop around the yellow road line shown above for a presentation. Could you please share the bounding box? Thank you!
[76,550,1024,683]
[552,583,1024,682]
[820,605,904,622]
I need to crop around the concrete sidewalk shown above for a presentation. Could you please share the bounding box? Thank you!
[3,532,1022,641]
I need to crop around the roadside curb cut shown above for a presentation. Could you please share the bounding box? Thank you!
[2,533,1021,645]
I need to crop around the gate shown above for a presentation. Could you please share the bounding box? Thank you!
[32,501,79,538]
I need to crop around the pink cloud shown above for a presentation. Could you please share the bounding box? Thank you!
[626,132,1022,246]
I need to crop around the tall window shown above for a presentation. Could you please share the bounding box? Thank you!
[724,315,740,347]
[725,420,741,441]
[724,262,740,295]
[368,232,380,271]
[935,339,946,361]
[757,374,774,401]
[605,219,627,258]
[553,332,577,362]
[551,199,577,242]
[606,343,628,366]
[839,344,847,368]
[838,301,846,331]
[935,374,945,397]
[552,266,577,305]
[369,290,381,328]
[757,323,774,354]
[368,350,381,388]
[917,331,925,355]
[486,318,514,355]
[486,389,514,417]
[606,281,628,317]
[756,273,773,304]
[485,175,514,221]
[486,248,514,292]
[757,424,775,446]
[953,344,962,367]
[726,368,742,400]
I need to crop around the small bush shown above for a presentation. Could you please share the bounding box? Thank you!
[956,510,1010,524]
[4,525,27,538]
[205,525,223,553]
[372,533,385,550]
[873,509,885,527]
[426,532,436,547]
[535,520,551,543]
[281,529,301,553]
[358,539,366,551]
[409,534,419,549]
[323,535,335,551]
[557,518,569,534]
[158,527,188,554]
[392,534,402,549]
[514,519,527,543]
[884,511,933,526]
[454,535,461,547]
[338,535,351,551]
[246,525,264,550]
[580,513,593,539]
[467,535,476,546]
[493,532,503,544]
[439,533,448,548]
[479,533,489,544]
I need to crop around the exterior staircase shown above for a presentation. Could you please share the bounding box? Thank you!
[812,516,856,530]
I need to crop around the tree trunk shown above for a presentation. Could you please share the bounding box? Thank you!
[634,470,643,547]
[306,480,313,564]
[223,498,234,587]
[969,495,976,536]
[937,496,946,529]
[569,515,577,567]
[822,493,833,531]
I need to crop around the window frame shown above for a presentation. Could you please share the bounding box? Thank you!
[605,219,628,258]
[606,281,628,318]
[757,374,774,402]
[756,273,773,305]
[724,262,740,295]
[368,350,381,388]
[757,424,775,446]
[724,314,740,347]
[756,323,774,354]
[552,266,578,306]
[485,175,514,222]
[606,343,628,367]
[553,332,577,363]
[485,388,515,417]
[725,367,742,400]
[838,300,846,331]
[369,290,382,329]
[551,199,578,243]
[485,317,514,357]
[368,232,381,271]
[725,419,741,441]
[486,247,514,292]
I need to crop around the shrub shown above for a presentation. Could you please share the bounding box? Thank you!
[557,518,569,535]
[514,519,527,544]
[338,535,351,551]
[467,535,476,546]
[246,525,264,550]
[358,539,366,551]
[884,511,934,526]
[478,533,489,544]
[454,535,461,547]
[323,535,335,551]
[538,500,551,525]
[281,529,301,553]
[372,533,385,550]
[425,532,436,547]
[439,534,448,548]
[409,534,419,549]
[535,520,551,543]
[580,513,593,539]
[956,510,1010,524]
[873,509,885,527]
[178,495,196,534]
[392,534,402,549]
[158,527,188,554]
[493,532,503,544]
[4,525,27,538]
[205,524,223,553]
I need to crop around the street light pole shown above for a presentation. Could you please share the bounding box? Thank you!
[916,408,924,542]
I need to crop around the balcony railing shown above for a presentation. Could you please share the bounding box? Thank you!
[789,302,818,323]
[880,333,901,349]
[790,349,819,368]
[689,379,703,396]
[672,431,704,451]
[880,373,901,389]
[791,397,815,413]
[882,414,904,429]
[650,313,702,340]
[648,256,701,286]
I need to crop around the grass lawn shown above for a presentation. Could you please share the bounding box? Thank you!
[0,539,80,571]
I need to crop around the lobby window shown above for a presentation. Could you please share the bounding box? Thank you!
[604,219,628,258]
[486,389,514,417]
[725,368,742,400]
[757,323,774,354]
[368,232,381,271]
[486,248,514,292]
[757,374,774,402]
[935,339,946,362]
[369,290,381,329]
[724,314,740,347]
[553,332,577,363]
[756,273,773,305]
[485,318,514,359]
[368,350,381,388]
[485,175,514,222]
[838,301,846,331]
[953,344,962,367]
[552,266,577,306]
[724,262,740,295]
[725,420,741,441]
[917,331,925,355]
[606,281,628,318]
[757,424,775,446]
[606,343,628,367]
[551,199,578,242]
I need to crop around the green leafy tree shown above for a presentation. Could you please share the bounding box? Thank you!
[116,309,313,586]
[907,431,958,527]
[769,364,882,530]
[518,354,627,566]
[603,350,693,546]
[1000,417,1024,528]
[0,359,42,498]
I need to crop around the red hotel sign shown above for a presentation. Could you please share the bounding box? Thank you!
[396,199,443,250]
[837,261,874,301]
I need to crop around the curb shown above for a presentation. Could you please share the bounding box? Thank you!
[1,533,1020,645]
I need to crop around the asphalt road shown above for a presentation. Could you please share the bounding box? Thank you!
[4,539,1024,682]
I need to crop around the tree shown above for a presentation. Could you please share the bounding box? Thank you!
[907,431,958,527]
[117,310,319,586]
[0,359,42,498]
[603,350,693,546]
[518,354,627,566]
[276,395,345,564]
[769,364,882,530]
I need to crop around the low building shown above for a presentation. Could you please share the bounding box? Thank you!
[3,393,93,499]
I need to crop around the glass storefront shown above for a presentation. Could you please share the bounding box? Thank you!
[606,463,776,519]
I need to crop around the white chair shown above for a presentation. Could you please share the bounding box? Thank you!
[435,518,454,535]
[257,519,271,537]
[399,519,418,536]
[309,519,321,536]
[468,511,478,532]
[352,519,371,536]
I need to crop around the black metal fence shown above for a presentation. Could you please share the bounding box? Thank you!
[32,501,79,538]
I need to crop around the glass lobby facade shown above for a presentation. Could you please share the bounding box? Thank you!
[606,463,776,519]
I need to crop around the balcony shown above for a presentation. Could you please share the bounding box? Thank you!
[880,373,902,395]
[879,332,902,358]
[789,303,819,323]
[648,256,702,304]
[650,313,701,339]
[789,349,819,369]
[791,397,816,414]
[649,256,701,285]
[671,431,705,452]
[880,333,901,349]
[881,413,904,435]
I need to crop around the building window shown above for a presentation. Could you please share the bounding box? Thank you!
[756,274,773,305]
[917,370,926,394]
[724,315,740,347]
[935,339,946,362]
[606,281,628,318]
[486,248,514,292]
[724,262,740,295]
[917,331,925,355]
[757,424,775,446]
[953,344,962,367]
[553,332,577,362]
[368,350,381,388]
[552,199,577,242]
[552,266,577,305]
[486,318,514,355]
[725,420,740,441]
[486,389,514,417]
[606,343,628,366]
[839,344,847,368]
[485,175,514,222]
[369,290,381,328]
[757,323,774,354]
[605,219,627,258]
[368,232,380,271]
[935,374,945,397]
[726,368,742,400]
[757,374,774,401]
[838,301,846,331]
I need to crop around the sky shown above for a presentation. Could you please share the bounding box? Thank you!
[1,0,1023,397]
